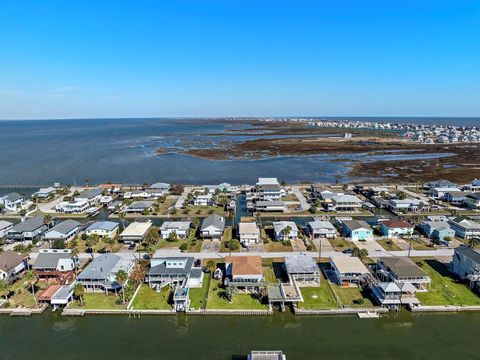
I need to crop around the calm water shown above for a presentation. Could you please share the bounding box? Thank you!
[0,117,477,186]
[0,311,479,359]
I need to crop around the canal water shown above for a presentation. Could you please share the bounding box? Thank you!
[0,311,479,359]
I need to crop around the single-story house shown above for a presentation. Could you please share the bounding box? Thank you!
[284,253,320,284]
[34,187,57,199]
[6,215,49,241]
[76,253,135,292]
[0,192,26,212]
[380,220,414,239]
[449,217,480,239]
[375,257,431,291]
[307,220,336,238]
[125,200,155,213]
[146,257,203,288]
[239,222,261,244]
[120,221,153,243]
[465,193,480,210]
[149,182,171,193]
[0,220,13,238]
[160,221,192,239]
[329,255,370,285]
[200,215,225,239]
[342,220,373,241]
[225,256,263,287]
[85,221,120,238]
[0,250,26,282]
[43,219,81,242]
[273,221,299,241]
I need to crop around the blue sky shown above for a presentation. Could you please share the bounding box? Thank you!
[0,0,479,119]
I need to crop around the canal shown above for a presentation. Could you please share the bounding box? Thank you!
[0,311,479,359]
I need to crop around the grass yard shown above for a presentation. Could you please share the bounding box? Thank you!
[180,206,227,217]
[298,274,338,310]
[416,261,480,306]
[328,237,355,251]
[330,284,374,308]
[206,278,267,310]
[263,267,278,283]
[264,241,293,252]
[377,239,402,251]
[189,272,211,310]
[70,293,126,310]
[130,284,173,310]
[8,280,49,308]
[408,239,434,251]
[155,197,178,215]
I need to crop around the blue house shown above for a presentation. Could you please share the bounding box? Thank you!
[421,221,455,244]
[342,220,373,241]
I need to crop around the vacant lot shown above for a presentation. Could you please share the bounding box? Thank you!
[206,278,267,310]
[70,293,126,310]
[131,284,173,310]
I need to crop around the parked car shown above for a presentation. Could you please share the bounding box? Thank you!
[128,243,136,250]
[342,248,353,254]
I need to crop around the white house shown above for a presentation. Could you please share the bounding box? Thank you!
[380,220,414,239]
[0,250,26,282]
[43,219,81,242]
[200,215,225,239]
[239,222,261,244]
[75,188,102,206]
[225,256,263,287]
[449,217,480,239]
[193,193,214,206]
[430,187,461,198]
[33,187,57,199]
[329,194,363,212]
[32,249,77,274]
[160,221,192,239]
[120,221,153,243]
[273,221,299,241]
[0,192,26,212]
[307,220,336,238]
[85,221,120,238]
[0,220,13,238]
[56,200,90,214]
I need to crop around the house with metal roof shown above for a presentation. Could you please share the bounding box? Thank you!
[33,249,77,282]
[254,200,285,212]
[200,214,225,239]
[424,179,458,190]
[449,217,480,239]
[43,219,80,242]
[284,253,320,284]
[160,221,192,239]
[307,220,336,238]
[85,221,120,238]
[341,219,373,241]
[239,222,261,244]
[444,191,469,205]
[329,255,370,285]
[380,220,414,239]
[375,257,431,291]
[465,193,480,210]
[77,253,135,292]
[146,256,203,289]
[273,221,298,241]
[149,182,171,193]
[0,220,13,238]
[120,221,153,243]
[125,200,155,213]
[0,250,26,282]
[6,215,49,241]
[33,187,57,199]
[421,221,455,244]
[329,194,363,212]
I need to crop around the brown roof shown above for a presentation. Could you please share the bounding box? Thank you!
[382,220,413,228]
[0,250,25,273]
[225,256,263,276]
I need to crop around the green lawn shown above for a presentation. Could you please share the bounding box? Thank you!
[409,239,434,251]
[416,261,480,306]
[377,239,402,251]
[264,241,293,252]
[206,278,267,310]
[8,280,49,308]
[328,237,355,251]
[70,293,126,309]
[331,284,374,308]
[130,284,173,310]
[263,267,277,283]
[298,275,338,310]
[189,272,211,310]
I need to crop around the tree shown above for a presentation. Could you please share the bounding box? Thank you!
[130,263,148,287]
[226,239,240,251]
[352,248,369,261]
[86,234,100,255]
[342,184,348,192]
[468,238,479,248]
[74,283,85,305]
[192,217,200,229]
[43,214,52,225]
[167,231,178,242]
[52,239,66,249]
[222,284,237,302]
[281,226,292,240]
[0,280,11,300]
[309,206,317,214]
[115,270,128,304]
[397,191,407,200]
[118,212,127,229]
[179,243,188,251]
[145,228,160,246]
[123,282,136,302]
[24,270,38,307]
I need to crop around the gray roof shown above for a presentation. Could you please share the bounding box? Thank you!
[33,252,72,269]
[379,257,427,278]
[51,285,73,300]
[308,220,335,231]
[427,179,458,187]
[189,268,203,279]
[127,201,155,209]
[150,182,170,189]
[201,214,225,231]
[0,250,25,272]
[256,200,285,206]
[10,215,46,233]
[342,219,372,231]
[455,245,480,264]
[77,253,126,281]
[86,221,119,232]
[467,193,480,200]
[46,219,80,235]
[285,253,319,274]
[1,192,23,202]
[148,257,194,276]
[77,188,102,199]
[425,221,452,231]
[0,220,13,229]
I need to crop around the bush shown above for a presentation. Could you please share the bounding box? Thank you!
[281,240,291,247]
[263,238,270,244]
[353,298,364,305]
[179,243,188,251]
[306,245,313,251]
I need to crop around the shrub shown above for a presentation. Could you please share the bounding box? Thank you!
[353,298,364,305]
[179,243,188,251]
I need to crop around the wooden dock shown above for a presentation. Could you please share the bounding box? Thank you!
[10,309,32,317]
[62,309,85,316]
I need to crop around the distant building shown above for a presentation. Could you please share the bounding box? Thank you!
[0,192,26,212]
[85,221,120,238]
[341,219,373,241]
[43,219,80,243]
[380,220,414,239]
[273,221,298,241]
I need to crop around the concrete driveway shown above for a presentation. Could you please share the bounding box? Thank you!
[353,239,385,253]
[291,186,310,211]
[201,239,220,252]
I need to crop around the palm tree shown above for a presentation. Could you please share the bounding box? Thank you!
[24,270,38,307]
[74,283,85,305]
[43,213,52,225]
[0,280,11,300]
[281,226,292,240]
[115,270,128,304]
[118,212,127,229]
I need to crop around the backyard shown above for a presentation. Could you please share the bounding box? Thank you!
[189,272,211,310]
[8,279,49,309]
[130,284,173,310]
[70,293,126,310]
[206,278,267,310]
[416,261,480,306]
[298,273,338,310]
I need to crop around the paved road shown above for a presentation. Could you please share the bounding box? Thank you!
[292,186,310,211]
